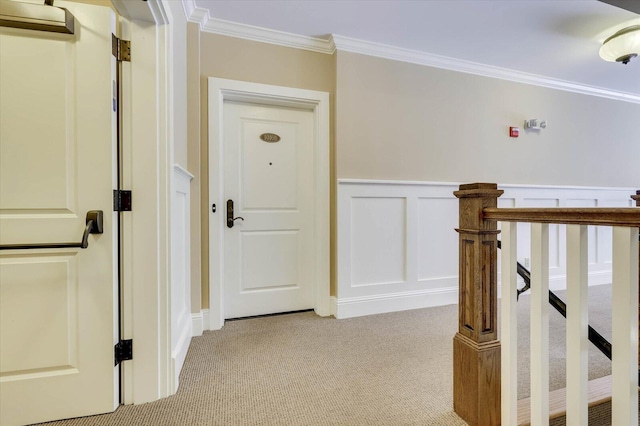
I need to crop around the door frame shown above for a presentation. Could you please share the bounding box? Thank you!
[207,77,330,330]
[112,0,174,404]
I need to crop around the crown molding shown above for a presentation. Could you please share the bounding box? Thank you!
[203,18,334,54]
[182,0,209,29]
[181,0,333,53]
[181,0,195,21]
[332,35,640,104]
[180,1,639,104]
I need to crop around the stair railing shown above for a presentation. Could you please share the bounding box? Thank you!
[453,183,639,426]
[496,240,613,362]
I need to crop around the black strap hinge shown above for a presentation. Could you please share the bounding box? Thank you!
[115,339,133,366]
[113,190,132,211]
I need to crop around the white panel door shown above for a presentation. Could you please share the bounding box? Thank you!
[0,2,118,425]
[223,101,314,318]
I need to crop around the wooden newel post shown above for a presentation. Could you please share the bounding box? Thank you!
[453,183,503,425]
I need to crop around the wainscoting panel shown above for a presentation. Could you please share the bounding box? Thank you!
[417,197,458,283]
[336,180,636,319]
[351,197,406,287]
[171,165,194,391]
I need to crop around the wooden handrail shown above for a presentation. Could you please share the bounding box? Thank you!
[453,183,639,425]
[483,208,639,227]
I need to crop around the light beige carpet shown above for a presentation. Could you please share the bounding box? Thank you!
[41,305,467,426]
[516,284,612,399]
[518,285,616,426]
[40,285,616,426]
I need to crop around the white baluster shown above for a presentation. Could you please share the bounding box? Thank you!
[612,226,639,425]
[565,225,588,425]
[531,223,549,426]
[501,222,518,425]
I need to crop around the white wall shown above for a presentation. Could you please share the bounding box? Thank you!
[335,179,635,318]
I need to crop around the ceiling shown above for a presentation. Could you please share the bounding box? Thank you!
[191,0,640,99]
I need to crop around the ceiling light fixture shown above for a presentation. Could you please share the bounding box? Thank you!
[599,25,640,64]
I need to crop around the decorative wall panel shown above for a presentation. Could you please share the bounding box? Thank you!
[336,180,635,318]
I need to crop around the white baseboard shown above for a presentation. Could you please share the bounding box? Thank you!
[192,309,210,335]
[192,311,203,336]
[549,271,612,291]
[498,270,613,298]
[511,271,613,295]
[333,270,613,319]
[334,270,613,320]
[334,287,458,319]
[202,309,210,330]
[170,319,192,393]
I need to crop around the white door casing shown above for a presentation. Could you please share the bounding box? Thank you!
[0,3,118,425]
[208,78,330,329]
[116,0,174,404]
[223,102,315,318]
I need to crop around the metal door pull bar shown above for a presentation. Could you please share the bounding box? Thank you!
[0,210,103,250]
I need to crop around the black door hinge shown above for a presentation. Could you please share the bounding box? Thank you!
[112,34,131,62]
[113,190,132,211]
[115,339,133,366]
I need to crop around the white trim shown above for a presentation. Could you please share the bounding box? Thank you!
[207,78,331,331]
[113,0,167,23]
[338,178,636,193]
[332,34,640,104]
[184,2,209,30]
[170,318,191,392]
[334,288,458,319]
[119,15,135,406]
[497,273,612,299]
[191,311,203,337]
[191,309,210,337]
[157,0,172,402]
[180,0,639,104]
[173,164,194,180]
[170,164,193,393]
[336,275,616,319]
[182,1,334,54]
[549,271,611,292]
[189,8,209,28]
[339,178,463,187]
[117,0,173,405]
[182,0,206,27]
[180,0,196,22]
[204,18,334,54]
[202,308,210,329]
